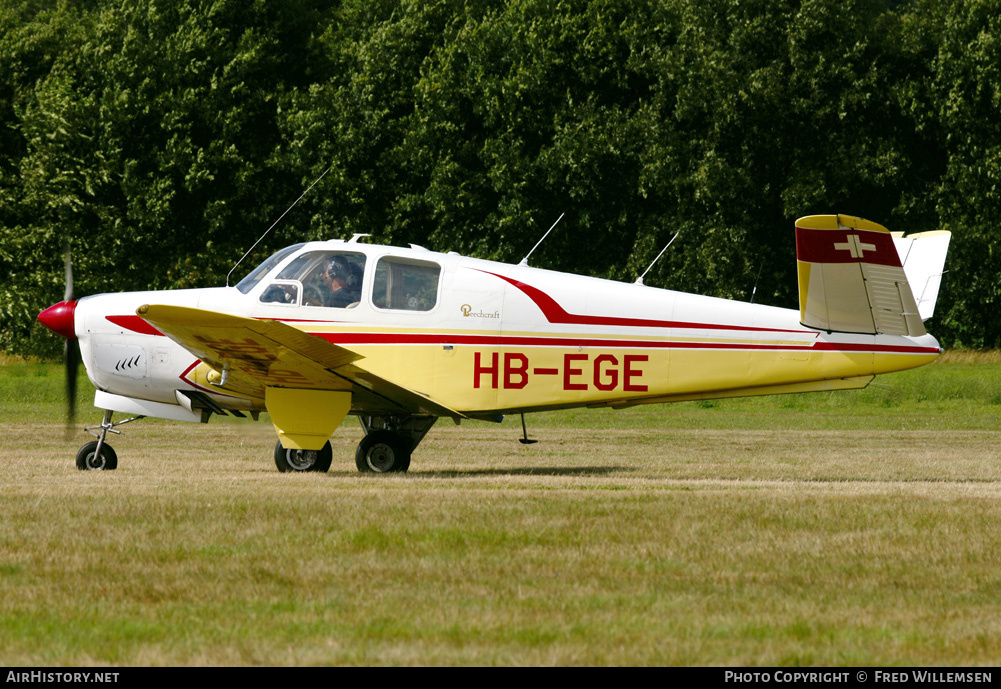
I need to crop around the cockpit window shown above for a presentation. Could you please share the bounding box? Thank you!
[260,251,366,308]
[235,243,305,294]
[259,281,301,305]
[372,257,441,312]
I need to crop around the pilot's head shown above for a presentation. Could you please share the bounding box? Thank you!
[324,256,359,290]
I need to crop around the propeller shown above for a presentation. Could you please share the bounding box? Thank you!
[38,243,81,433]
[64,243,79,431]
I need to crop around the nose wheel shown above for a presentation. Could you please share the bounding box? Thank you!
[75,409,143,471]
[76,440,118,470]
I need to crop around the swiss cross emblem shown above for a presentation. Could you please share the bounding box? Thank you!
[833,234,876,258]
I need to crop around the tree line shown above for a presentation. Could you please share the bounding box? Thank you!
[2,0,999,357]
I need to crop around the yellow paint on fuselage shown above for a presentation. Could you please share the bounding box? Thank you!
[175,316,938,417]
[335,334,938,414]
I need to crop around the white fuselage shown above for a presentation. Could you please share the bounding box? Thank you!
[73,239,941,421]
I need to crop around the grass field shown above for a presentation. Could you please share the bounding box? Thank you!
[1,353,1000,665]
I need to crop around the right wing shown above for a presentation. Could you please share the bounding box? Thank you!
[137,304,465,419]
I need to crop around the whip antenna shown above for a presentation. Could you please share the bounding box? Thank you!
[749,261,764,303]
[226,166,331,287]
[519,213,565,267]
[635,231,680,285]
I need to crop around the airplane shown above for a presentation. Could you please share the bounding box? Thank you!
[36,213,950,473]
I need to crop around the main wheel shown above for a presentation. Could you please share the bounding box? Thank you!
[76,441,118,471]
[355,431,411,473]
[274,440,333,473]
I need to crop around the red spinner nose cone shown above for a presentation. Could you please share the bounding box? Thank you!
[38,300,77,340]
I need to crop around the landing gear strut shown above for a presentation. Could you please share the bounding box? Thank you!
[355,415,437,473]
[76,409,144,471]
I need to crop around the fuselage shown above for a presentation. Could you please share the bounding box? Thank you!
[64,238,941,421]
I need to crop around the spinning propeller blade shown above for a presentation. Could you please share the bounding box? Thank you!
[64,242,73,303]
[65,339,79,433]
[63,243,78,432]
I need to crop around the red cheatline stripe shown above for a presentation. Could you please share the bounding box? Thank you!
[476,268,812,334]
[311,331,939,355]
[115,311,934,355]
[254,317,347,323]
[106,315,165,336]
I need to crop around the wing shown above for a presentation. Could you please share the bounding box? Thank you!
[137,304,465,419]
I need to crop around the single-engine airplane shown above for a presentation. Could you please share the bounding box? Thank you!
[37,214,950,473]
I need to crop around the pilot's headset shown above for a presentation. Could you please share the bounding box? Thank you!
[328,256,361,289]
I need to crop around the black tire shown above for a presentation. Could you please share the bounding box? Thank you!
[274,440,333,473]
[355,431,411,473]
[76,441,118,471]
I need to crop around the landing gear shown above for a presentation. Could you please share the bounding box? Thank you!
[354,415,437,474]
[76,409,143,471]
[274,440,333,472]
[76,440,118,470]
[356,431,410,472]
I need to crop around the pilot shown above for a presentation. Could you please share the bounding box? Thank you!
[321,255,362,308]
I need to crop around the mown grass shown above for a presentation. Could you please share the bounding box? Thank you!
[1,353,1000,665]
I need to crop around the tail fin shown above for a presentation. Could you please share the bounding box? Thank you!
[892,230,951,321]
[795,214,950,337]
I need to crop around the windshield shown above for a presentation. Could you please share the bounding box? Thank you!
[266,251,366,308]
[234,244,305,294]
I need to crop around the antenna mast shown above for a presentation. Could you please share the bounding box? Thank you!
[635,231,680,285]
[225,166,331,287]
[519,213,565,267]
[749,262,764,303]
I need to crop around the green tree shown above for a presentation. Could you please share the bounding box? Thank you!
[2,0,338,355]
[928,0,1001,347]
[0,0,96,357]
[2,0,998,356]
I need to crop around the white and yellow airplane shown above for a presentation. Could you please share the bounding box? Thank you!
[37,214,950,473]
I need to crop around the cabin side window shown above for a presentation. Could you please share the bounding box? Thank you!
[259,251,366,308]
[372,257,441,312]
